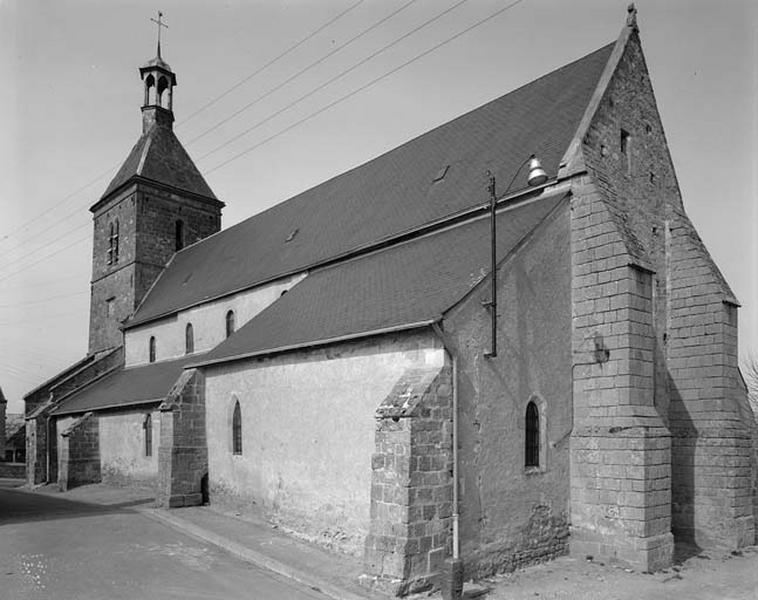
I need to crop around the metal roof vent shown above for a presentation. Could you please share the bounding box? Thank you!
[285,227,299,243]
[432,165,450,183]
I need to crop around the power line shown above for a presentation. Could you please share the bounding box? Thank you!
[1,274,88,291]
[0,235,90,284]
[176,0,366,127]
[187,0,419,146]
[198,0,470,163]
[0,221,90,274]
[0,164,116,247]
[208,0,527,175]
[0,290,88,309]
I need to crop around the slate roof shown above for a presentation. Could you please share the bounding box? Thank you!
[99,121,217,201]
[127,43,614,328]
[194,192,566,367]
[50,354,202,416]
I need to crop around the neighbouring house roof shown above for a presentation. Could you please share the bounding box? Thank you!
[126,43,614,328]
[98,121,218,202]
[50,354,204,416]
[193,191,567,368]
[5,414,25,445]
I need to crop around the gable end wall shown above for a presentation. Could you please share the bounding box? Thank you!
[577,29,754,551]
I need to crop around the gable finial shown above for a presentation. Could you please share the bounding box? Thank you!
[626,3,638,30]
[150,11,169,58]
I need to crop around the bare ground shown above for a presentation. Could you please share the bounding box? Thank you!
[421,545,758,600]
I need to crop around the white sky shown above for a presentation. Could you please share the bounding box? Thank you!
[1,0,756,414]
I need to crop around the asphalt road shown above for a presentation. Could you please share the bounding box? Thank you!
[0,482,328,600]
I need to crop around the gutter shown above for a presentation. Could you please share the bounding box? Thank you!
[52,397,162,417]
[431,322,460,563]
[187,319,440,369]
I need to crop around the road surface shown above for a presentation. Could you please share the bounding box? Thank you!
[0,481,328,600]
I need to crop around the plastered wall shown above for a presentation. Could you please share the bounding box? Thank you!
[124,272,306,366]
[204,330,444,555]
[99,409,159,485]
[443,200,572,577]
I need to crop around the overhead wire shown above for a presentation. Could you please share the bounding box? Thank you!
[176,0,366,127]
[198,0,470,162]
[0,221,90,274]
[207,0,527,174]
[187,0,419,146]
[0,235,90,284]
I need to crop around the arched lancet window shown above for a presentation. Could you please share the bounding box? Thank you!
[157,76,169,108]
[145,74,156,106]
[232,400,242,455]
[225,310,235,339]
[185,323,194,354]
[149,336,156,363]
[525,401,540,468]
[144,414,153,457]
[175,220,184,251]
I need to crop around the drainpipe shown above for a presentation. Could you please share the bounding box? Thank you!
[432,322,463,598]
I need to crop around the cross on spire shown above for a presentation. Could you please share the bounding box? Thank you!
[150,11,168,58]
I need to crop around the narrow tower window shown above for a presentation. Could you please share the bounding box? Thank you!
[107,223,114,265]
[144,414,153,457]
[175,220,185,251]
[620,128,631,174]
[185,323,194,354]
[232,400,242,455]
[225,310,235,338]
[149,336,156,363]
[525,401,540,468]
[113,220,120,264]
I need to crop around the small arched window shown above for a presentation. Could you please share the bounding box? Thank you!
[175,220,184,251]
[144,414,153,457]
[144,74,155,105]
[225,310,235,338]
[232,401,242,455]
[149,336,156,363]
[525,401,540,468]
[157,76,168,107]
[185,323,194,354]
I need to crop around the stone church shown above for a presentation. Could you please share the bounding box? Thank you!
[25,8,757,595]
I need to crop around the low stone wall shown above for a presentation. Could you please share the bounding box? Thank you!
[0,462,25,478]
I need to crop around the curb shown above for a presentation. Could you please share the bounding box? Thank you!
[139,507,370,600]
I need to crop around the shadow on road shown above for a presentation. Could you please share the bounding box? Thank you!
[0,485,154,526]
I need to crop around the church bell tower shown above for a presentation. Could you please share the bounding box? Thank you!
[88,24,224,354]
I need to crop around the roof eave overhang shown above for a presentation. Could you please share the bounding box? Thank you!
[90,175,224,213]
[52,397,163,417]
[186,318,441,370]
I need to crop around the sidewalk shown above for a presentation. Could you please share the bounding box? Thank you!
[29,483,387,600]
[142,504,387,600]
